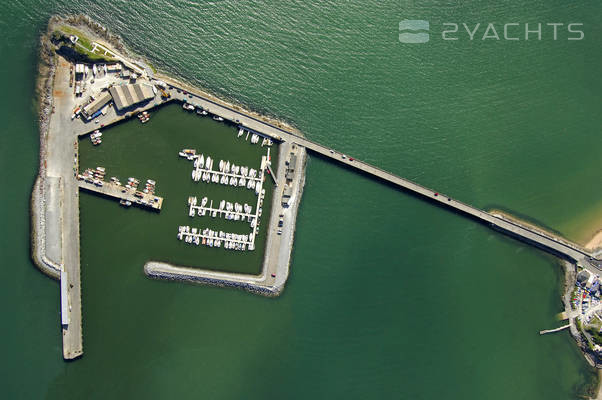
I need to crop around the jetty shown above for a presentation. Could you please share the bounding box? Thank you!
[78,180,163,210]
[540,324,571,335]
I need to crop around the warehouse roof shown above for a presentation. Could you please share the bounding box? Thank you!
[82,91,112,119]
[109,83,154,110]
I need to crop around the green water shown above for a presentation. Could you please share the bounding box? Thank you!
[1,1,601,399]
[78,103,277,274]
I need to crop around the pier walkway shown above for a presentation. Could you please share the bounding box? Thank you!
[78,181,163,210]
[165,86,599,272]
[540,324,571,335]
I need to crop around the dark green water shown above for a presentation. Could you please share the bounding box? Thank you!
[1,1,601,399]
[78,103,277,274]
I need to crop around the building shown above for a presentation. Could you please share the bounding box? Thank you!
[282,185,293,207]
[106,63,122,73]
[81,91,112,120]
[75,63,85,80]
[109,83,155,111]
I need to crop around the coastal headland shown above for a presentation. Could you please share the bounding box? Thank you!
[31,17,602,400]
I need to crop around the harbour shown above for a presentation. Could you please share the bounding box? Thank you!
[3,5,599,399]
[31,16,602,364]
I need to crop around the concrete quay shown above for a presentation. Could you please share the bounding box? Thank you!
[78,180,163,210]
[36,55,83,360]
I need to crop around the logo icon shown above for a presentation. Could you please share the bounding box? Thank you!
[399,20,430,43]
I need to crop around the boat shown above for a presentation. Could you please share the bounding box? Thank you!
[212,116,224,121]
[219,160,224,171]
[183,103,195,111]
[201,197,208,206]
[238,128,244,137]
[199,154,204,167]
[219,200,225,209]
[205,156,211,169]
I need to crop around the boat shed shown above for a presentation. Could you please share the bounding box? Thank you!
[81,91,112,120]
[109,83,155,111]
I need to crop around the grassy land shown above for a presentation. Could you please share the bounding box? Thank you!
[586,325,602,346]
[55,25,116,63]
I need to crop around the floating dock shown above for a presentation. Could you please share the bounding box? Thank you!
[186,155,268,249]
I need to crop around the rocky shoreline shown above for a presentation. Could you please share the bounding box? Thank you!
[31,18,59,279]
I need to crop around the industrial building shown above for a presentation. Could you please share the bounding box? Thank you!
[81,91,112,120]
[109,83,155,111]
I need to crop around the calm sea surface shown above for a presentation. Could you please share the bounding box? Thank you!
[1,1,601,398]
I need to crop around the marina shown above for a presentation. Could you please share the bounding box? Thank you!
[180,148,270,251]
[180,149,265,191]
